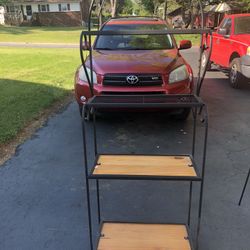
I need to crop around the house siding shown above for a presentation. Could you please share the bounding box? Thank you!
[22,2,80,15]
[5,1,81,26]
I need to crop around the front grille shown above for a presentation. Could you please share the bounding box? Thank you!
[102,91,165,95]
[103,74,163,87]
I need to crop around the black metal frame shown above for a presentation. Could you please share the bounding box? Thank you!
[81,96,208,250]
[80,1,210,249]
[239,168,250,206]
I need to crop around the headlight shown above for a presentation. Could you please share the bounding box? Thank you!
[169,65,189,84]
[247,47,250,56]
[79,66,97,84]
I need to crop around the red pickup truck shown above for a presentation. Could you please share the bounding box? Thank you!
[203,14,250,88]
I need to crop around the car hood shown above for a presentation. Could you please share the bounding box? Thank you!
[232,34,250,46]
[87,49,179,75]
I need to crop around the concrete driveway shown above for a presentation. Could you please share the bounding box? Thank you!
[1,48,250,250]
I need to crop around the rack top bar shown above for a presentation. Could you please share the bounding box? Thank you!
[81,29,211,36]
[86,94,204,108]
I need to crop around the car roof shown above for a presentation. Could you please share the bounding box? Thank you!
[225,13,250,18]
[105,17,166,25]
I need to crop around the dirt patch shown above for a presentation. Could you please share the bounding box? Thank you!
[0,93,74,166]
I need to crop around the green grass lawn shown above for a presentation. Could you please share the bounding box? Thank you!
[0,47,80,144]
[0,26,82,43]
[0,26,201,45]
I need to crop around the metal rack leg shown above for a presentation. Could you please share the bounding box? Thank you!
[82,106,94,250]
[196,106,208,250]
[239,168,250,206]
[192,108,197,156]
[188,181,193,227]
[96,180,101,223]
[93,108,98,156]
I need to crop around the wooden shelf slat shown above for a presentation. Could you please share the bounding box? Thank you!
[98,222,191,250]
[92,155,198,178]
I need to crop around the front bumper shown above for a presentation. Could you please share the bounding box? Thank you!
[75,80,193,105]
[241,55,250,79]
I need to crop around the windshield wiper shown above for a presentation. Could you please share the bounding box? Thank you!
[95,47,114,50]
[124,48,146,50]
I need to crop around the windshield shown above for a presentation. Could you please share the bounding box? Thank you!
[234,16,250,34]
[94,24,174,50]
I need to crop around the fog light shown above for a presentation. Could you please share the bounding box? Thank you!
[80,96,86,103]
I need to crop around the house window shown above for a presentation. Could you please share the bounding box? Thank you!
[58,3,70,12]
[26,5,32,15]
[38,4,49,12]
[8,5,15,12]
[41,5,46,12]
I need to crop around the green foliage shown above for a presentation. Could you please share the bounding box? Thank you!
[0,0,9,5]
[118,0,134,15]
[140,0,155,13]
[242,0,250,9]
[140,0,165,14]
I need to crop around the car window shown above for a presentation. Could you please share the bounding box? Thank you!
[218,18,231,35]
[224,18,232,35]
[95,24,174,50]
[235,16,250,34]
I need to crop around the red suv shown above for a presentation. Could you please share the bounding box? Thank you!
[75,17,194,119]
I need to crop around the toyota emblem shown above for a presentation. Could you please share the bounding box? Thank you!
[126,75,139,84]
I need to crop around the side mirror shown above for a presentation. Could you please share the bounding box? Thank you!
[81,41,90,50]
[179,40,192,50]
[218,28,227,35]
[218,28,230,38]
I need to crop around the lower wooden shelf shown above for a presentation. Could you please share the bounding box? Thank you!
[97,222,192,250]
[90,154,200,180]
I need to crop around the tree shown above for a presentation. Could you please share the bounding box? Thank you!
[110,0,118,17]
[163,0,168,20]
[80,0,91,26]
[117,0,133,15]
[140,0,165,15]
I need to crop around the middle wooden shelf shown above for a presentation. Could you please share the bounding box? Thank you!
[89,154,201,181]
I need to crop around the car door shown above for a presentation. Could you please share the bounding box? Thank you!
[211,18,231,66]
[218,18,232,67]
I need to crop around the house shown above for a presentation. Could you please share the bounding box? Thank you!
[4,0,82,26]
[0,6,5,25]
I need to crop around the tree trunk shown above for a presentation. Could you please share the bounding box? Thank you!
[80,0,91,27]
[163,0,167,20]
[110,0,117,17]
[98,0,103,29]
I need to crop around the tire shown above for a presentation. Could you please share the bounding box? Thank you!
[229,58,245,89]
[201,51,211,75]
[78,104,83,116]
[79,104,92,121]
[173,108,191,121]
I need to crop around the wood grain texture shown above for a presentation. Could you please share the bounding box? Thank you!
[93,155,197,177]
[98,223,191,250]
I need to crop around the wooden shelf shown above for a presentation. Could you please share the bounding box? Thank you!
[97,222,192,250]
[90,155,199,180]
